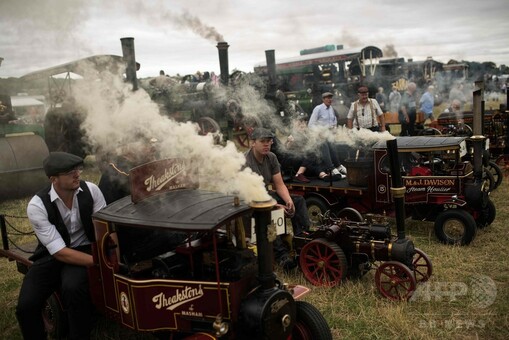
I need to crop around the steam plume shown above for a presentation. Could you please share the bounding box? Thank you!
[72,63,268,202]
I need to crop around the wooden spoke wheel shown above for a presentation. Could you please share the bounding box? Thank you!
[412,248,433,283]
[197,117,220,135]
[487,160,503,190]
[233,115,262,148]
[375,261,417,301]
[299,238,348,287]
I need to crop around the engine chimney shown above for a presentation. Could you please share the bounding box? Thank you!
[471,80,487,179]
[265,49,277,96]
[217,41,229,86]
[120,37,138,91]
[386,139,406,240]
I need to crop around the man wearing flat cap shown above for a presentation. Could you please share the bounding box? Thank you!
[308,92,348,177]
[245,128,311,271]
[308,92,337,129]
[16,152,106,339]
[347,86,386,132]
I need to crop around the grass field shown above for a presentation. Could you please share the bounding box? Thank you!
[1,159,508,339]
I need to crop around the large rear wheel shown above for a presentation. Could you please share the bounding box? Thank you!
[291,301,332,340]
[299,238,348,287]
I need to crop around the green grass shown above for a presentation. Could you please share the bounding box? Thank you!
[1,160,508,339]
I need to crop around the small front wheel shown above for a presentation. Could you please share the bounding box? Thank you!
[292,301,332,340]
[434,209,477,245]
[305,196,330,226]
[375,261,417,301]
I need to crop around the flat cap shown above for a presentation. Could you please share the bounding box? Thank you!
[250,127,275,140]
[43,152,84,177]
[322,92,334,98]
[357,86,369,93]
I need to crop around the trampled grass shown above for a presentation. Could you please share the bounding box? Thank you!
[1,160,508,339]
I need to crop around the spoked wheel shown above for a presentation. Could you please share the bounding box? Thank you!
[291,301,333,340]
[42,293,67,339]
[336,207,363,222]
[486,160,503,190]
[375,261,417,301]
[412,248,433,283]
[233,115,262,148]
[197,117,220,135]
[299,238,348,287]
[495,154,509,179]
[434,209,477,245]
[482,167,496,192]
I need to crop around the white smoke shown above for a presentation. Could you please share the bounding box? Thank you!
[72,64,270,202]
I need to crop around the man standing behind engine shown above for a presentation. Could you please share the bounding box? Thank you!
[347,86,386,132]
[399,82,418,136]
[16,152,106,339]
[419,85,435,122]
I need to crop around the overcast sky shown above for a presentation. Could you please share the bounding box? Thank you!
[1,0,509,79]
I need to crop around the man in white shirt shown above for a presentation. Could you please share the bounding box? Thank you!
[347,86,386,132]
[16,152,106,340]
[308,92,347,178]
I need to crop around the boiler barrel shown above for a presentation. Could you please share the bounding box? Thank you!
[0,134,49,199]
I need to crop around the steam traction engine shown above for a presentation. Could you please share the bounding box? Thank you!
[293,214,432,301]
[294,139,433,301]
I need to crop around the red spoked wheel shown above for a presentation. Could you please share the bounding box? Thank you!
[412,248,433,283]
[299,238,348,287]
[375,261,417,301]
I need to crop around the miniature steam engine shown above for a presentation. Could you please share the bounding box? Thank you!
[293,139,433,300]
[293,214,432,301]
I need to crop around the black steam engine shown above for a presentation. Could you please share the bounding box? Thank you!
[293,140,433,301]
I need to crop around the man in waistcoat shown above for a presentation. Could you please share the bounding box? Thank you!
[16,152,106,340]
[347,86,386,132]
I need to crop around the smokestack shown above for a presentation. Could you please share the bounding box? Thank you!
[471,81,486,179]
[120,37,138,91]
[250,199,277,290]
[217,41,229,86]
[386,139,406,240]
[265,50,277,96]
